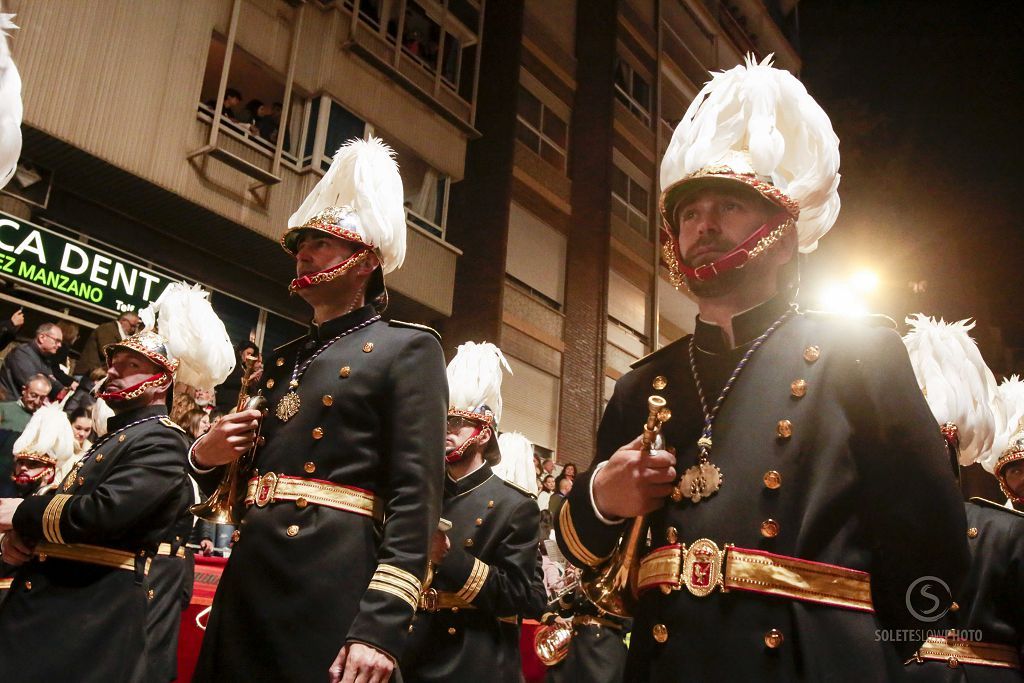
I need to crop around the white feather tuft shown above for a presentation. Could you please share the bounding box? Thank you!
[661,54,840,253]
[288,137,406,274]
[0,12,21,191]
[494,431,538,495]
[446,342,512,424]
[12,403,76,478]
[902,314,996,465]
[980,376,1024,474]
[140,282,236,391]
[91,397,115,437]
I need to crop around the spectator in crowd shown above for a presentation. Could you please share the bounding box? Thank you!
[560,462,577,480]
[208,409,226,426]
[68,406,94,456]
[50,320,80,387]
[537,474,556,512]
[184,408,211,442]
[547,474,573,519]
[76,312,140,376]
[0,306,23,350]
[540,457,561,480]
[169,392,198,428]
[62,366,108,416]
[204,87,244,123]
[0,374,51,497]
[0,322,66,400]
[215,340,262,413]
[270,102,290,149]
[246,99,277,141]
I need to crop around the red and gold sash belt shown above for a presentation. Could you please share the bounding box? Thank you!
[245,473,383,523]
[637,540,874,613]
[912,636,1020,669]
[35,540,147,574]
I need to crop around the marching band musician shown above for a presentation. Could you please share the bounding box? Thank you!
[554,56,968,681]
[403,342,544,682]
[0,282,234,682]
[538,582,629,683]
[190,138,447,683]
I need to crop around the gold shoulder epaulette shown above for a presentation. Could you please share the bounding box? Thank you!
[159,417,187,434]
[969,497,1024,519]
[630,336,690,370]
[388,319,441,343]
[501,478,537,499]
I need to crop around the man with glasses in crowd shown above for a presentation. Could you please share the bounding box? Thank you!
[75,312,142,377]
[0,323,66,401]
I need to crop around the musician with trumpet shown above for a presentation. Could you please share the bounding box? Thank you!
[402,342,544,682]
[190,138,448,683]
[555,57,969,681]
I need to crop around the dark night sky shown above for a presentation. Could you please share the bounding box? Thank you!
[793,1,1024,369]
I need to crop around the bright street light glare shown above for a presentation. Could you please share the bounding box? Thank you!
[818,282,868,316]
[850,269,879,292]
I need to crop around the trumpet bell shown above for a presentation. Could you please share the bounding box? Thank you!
[534,620,574,666]
[189,479,240,525]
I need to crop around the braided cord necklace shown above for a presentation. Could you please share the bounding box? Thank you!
[672,307,796,504]
[275,314,381,421]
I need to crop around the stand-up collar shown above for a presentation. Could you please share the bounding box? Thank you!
[107,404,168,432]
[693,292,794,353]
[445,462,493,498]
[308,305,377,343]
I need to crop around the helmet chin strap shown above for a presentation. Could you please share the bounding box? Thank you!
[675,211,791,282]
[12,466,53,484]
[99,372,171,403]
[445,427,491,464]
[289,249,371,294]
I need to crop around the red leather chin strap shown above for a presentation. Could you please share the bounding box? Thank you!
[289,249,370,292]
[99,372,169,403]
[445,426,487,464]
[676,212,790,282]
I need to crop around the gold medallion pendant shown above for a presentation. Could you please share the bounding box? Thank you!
[276,391,301,422]
[675,462,722,503]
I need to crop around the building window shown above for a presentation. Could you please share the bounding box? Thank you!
[198,34,304,165]
[381,133,450,240]
[611,165,650,239]
[516,86,569,172]
[302,97,368,171]
[506,202,567,309]
[614,57,652,125]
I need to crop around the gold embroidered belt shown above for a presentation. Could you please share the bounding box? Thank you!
[156,542,186,558]
[35,541,147,574]
[0,578,11,590]
[245,473,383,523]
[913,636,1020,669]
[419,589,477,612]
[637,540,873,613]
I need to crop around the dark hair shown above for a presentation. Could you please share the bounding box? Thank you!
[236,339,260,356]
[245,99,264,116]
[542,475,555,485]
[184,408,209,439]
[69,406,92,422]
[562,463,577,476]
[225,87,242,100]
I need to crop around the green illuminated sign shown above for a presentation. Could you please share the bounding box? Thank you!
[0,214,169,314]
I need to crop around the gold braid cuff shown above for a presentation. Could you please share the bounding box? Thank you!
[557,500,611,568]
[367,564,422,610]
[912,636,1020,669]
[42,494,72,545]
[456,558,490,604]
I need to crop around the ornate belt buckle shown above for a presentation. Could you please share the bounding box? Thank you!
[254,472,279,508]
[421,588,439,612]
[682,538,725,597]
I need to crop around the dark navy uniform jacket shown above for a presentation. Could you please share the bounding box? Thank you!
[194,305,447,682]
[556,294,969,682]
[0,404,190,683]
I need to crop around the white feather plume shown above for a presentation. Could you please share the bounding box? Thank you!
[0,12,21,191]
[90,397,115,437]
[446,342,512,424]
[661,54,840,253]
[902,314,996,465]
[12,403,76,471]
[140,282,235,391]
[980,376,1024,474]
[494,431,538,495]
[288,137,407,274]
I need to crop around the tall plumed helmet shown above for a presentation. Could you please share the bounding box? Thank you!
[283,137,406,275]
[980,376,1024,500]
[12,403,76,480]
[902,314,997,467]
[494,432,538,496]
[659,54,840,267]
[446,342,512,464]
[0,10,20,191]
[137,282,236,391]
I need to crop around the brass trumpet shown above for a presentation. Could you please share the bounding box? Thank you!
[190,356,268,524]
[534,619,574,666]
[579,395,671,618]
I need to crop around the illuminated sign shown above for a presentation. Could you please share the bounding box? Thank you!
[0,214,168,314]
